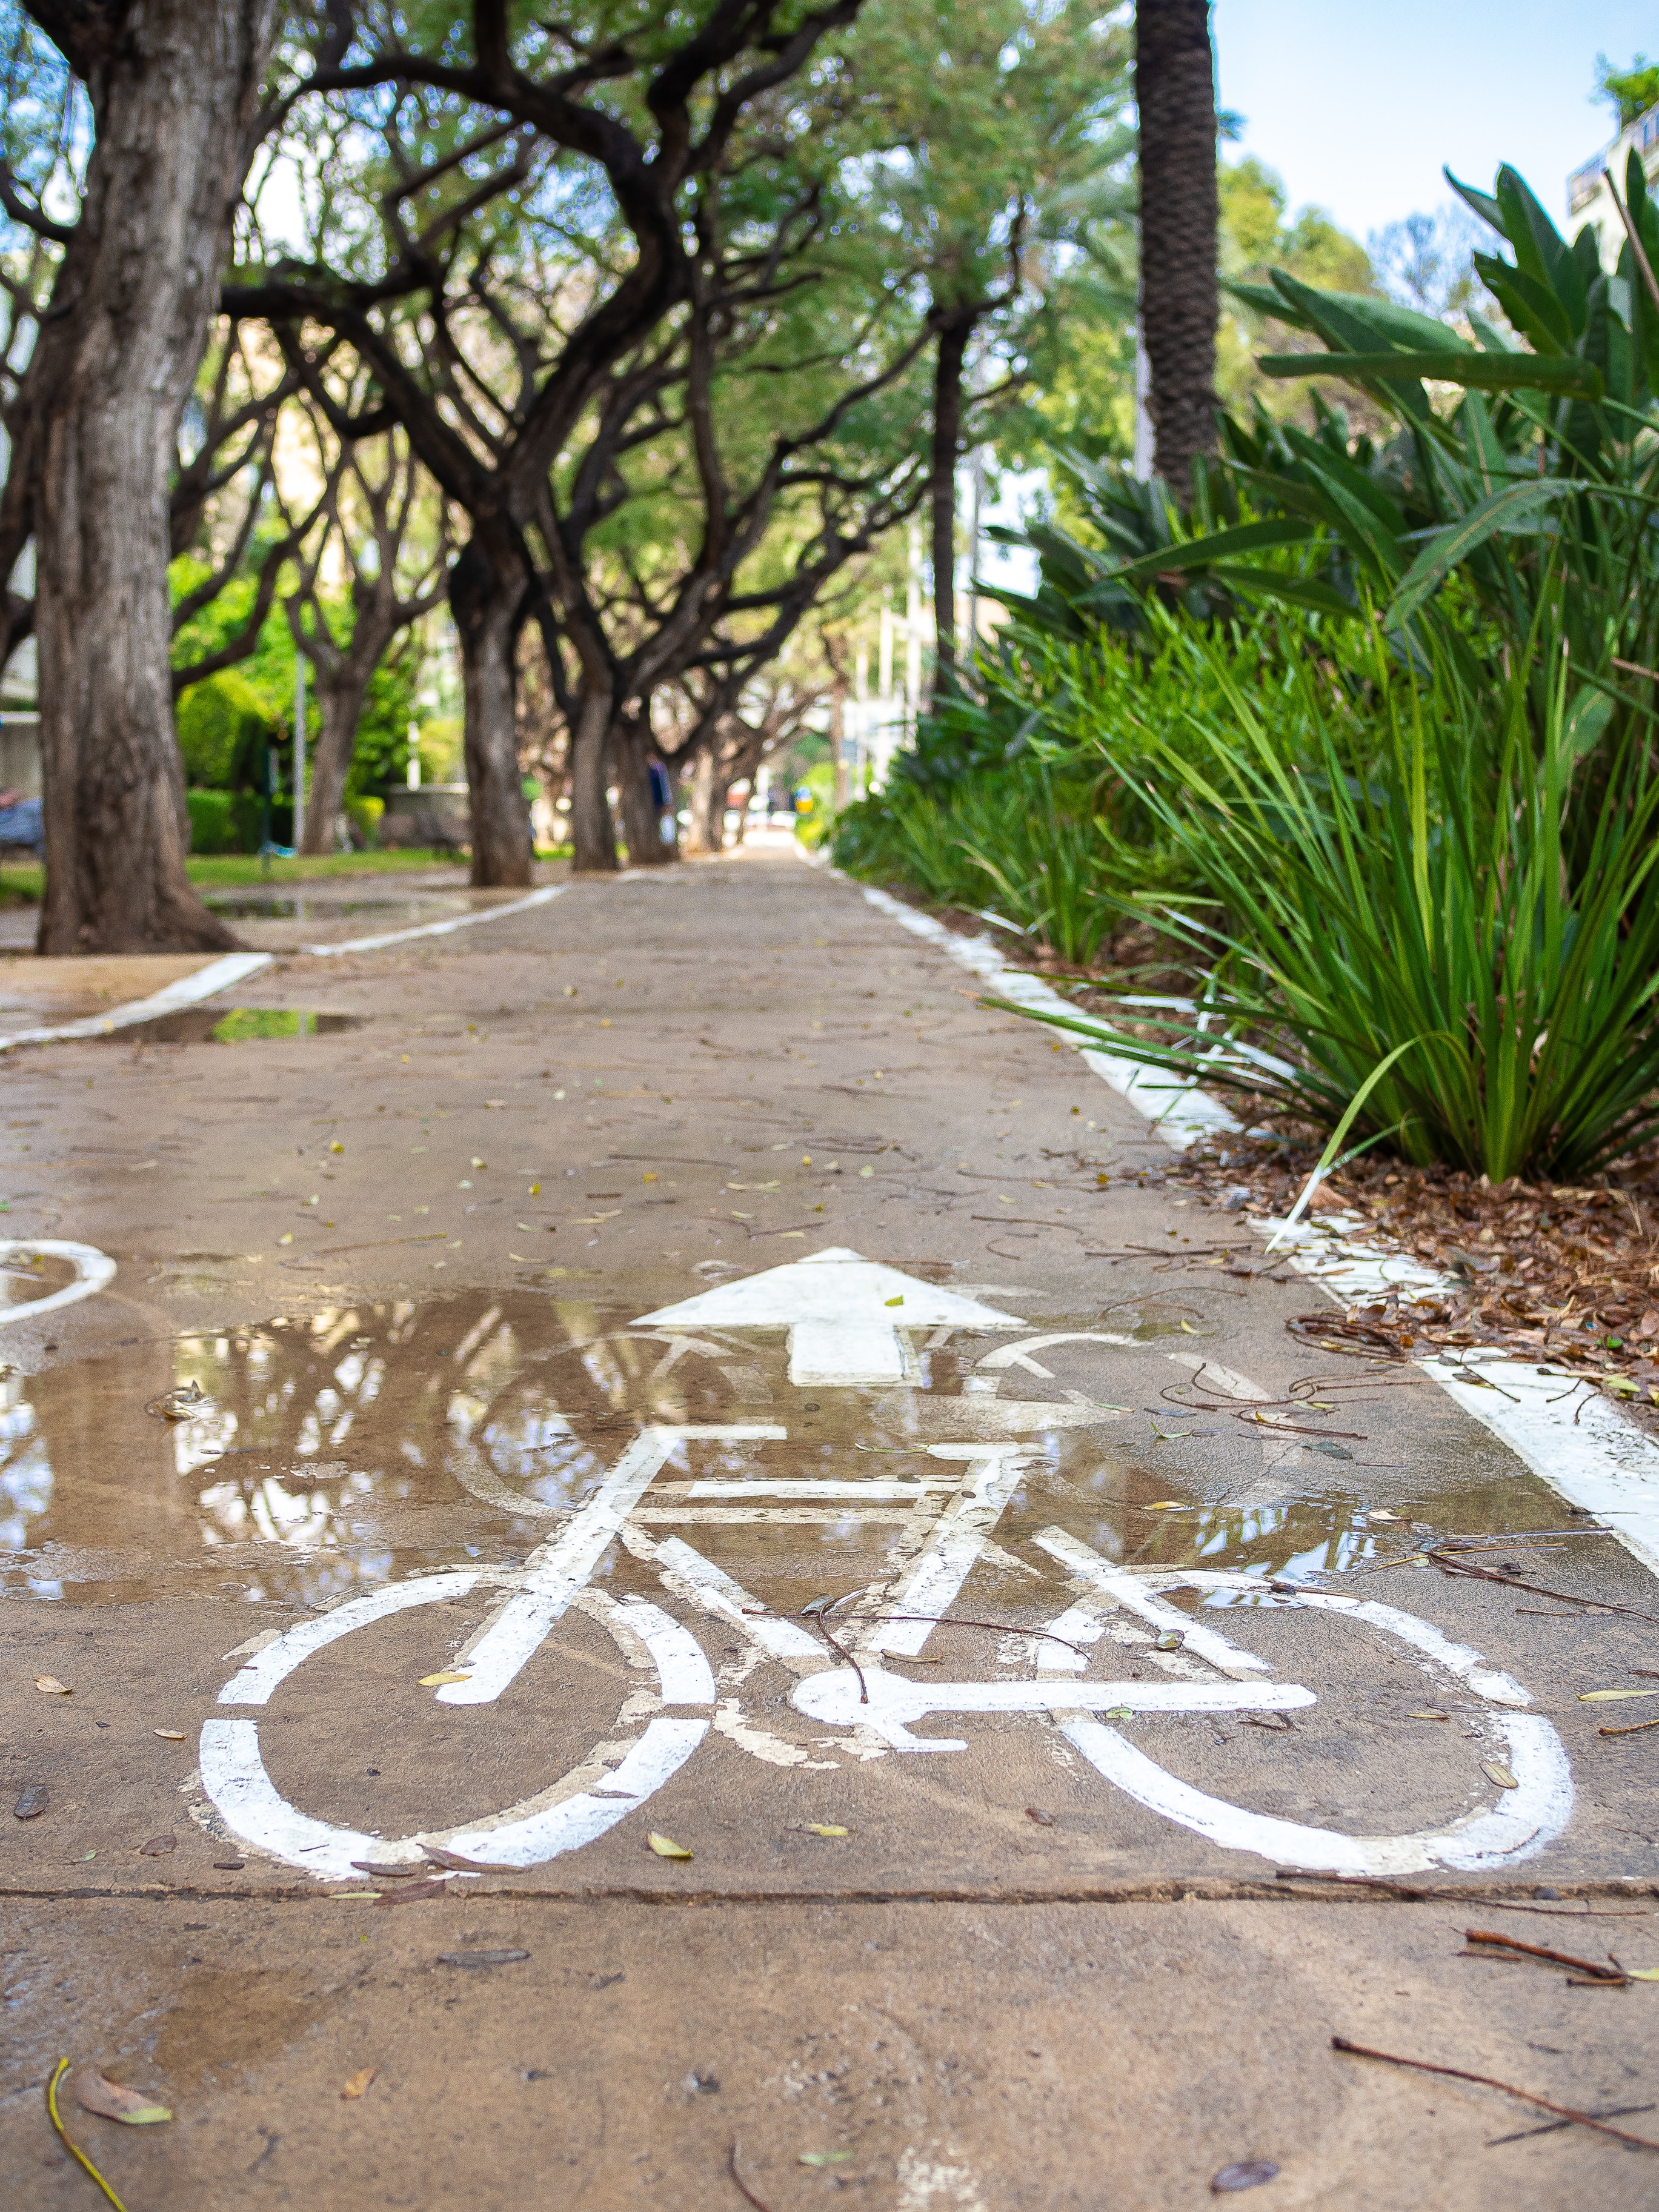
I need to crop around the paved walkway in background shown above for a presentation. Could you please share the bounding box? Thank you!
[3,843,1658,2210]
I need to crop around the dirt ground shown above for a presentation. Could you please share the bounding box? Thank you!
[4,840,1659,2209]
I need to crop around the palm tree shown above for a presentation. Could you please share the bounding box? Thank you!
[1135,0,1219,505]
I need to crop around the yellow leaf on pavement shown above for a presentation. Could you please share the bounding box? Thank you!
[648,1832,693,1859]
[341,2067,377,2100]
[153,1729,185,1741]
[73,2068,171,2125]
[419,1672,471,1687]
[1481,1761,1519,1789]
[806,1824,850,1837]
[35,1676,70,1694]
[1579,1688,1659,1701]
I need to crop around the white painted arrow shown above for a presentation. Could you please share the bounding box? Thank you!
[633,1247,1025,1389]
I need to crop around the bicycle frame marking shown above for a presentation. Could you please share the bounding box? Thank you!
[198,1421,1575,1881]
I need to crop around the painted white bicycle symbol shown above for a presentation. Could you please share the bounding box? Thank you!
[199,1422,1572,1882]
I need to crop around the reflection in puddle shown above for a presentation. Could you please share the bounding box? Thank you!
[0,1292,1577,1615]
[108,1008,367,1045]
[202,894,465,920]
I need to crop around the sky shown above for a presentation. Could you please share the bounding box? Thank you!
[1214,0,1653,242]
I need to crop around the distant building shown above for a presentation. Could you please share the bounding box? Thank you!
[1568,101,1659,269]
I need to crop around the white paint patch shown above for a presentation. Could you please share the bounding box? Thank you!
[0,1238,117,1328]
[302,881,567,955]
[635,1247,1024,1388]
[895,2144,988,2212]
[0,952,273,1052]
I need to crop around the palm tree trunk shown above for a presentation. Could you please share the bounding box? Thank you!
[1135,0,1220,507]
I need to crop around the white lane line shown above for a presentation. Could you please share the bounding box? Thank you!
[302,880,566,955]
[849,872,1659,1587]
[0,881,567,1054]
[0,950,274,1052]
[854,882,1237,1148]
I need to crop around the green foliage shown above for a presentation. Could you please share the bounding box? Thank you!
[1020,608,1659,1181]
[1595,52,1659,130]
[177,671,273,791]
[185,789,239,855]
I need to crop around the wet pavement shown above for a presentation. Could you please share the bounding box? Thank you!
[4,845,1659,2208]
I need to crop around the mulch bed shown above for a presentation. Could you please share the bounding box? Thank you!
[1161,1132,1659,1411]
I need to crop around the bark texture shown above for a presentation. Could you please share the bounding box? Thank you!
[1135,0,1219,507]
[448,533,534,886]
[31,0,280,953]
[611,708,675,866]
[567,687,618,872]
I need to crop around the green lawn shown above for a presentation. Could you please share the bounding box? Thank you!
[0,845,571,905]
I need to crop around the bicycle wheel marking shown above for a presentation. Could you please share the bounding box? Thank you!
[199,1575,714,1879]
[1038,1564,1572,1875]
[0,1238,116,1329]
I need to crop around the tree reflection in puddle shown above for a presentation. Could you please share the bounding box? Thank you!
[0,1290,1576,1616]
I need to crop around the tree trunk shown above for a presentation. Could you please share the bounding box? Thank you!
[298,665,371,857]
[682,742,726,856]
[567,685,619,871]
[1135,0,1220,507]
[929,315,972,708]
[33,0,280,954]
[448,532,534,886]
[611,706,676,866]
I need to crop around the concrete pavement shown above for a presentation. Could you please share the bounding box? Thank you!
[4,842,1659,2208]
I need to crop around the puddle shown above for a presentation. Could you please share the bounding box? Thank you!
[203,894,465,921]
[104,1009,367,1045]
[0,1292,1580,1614]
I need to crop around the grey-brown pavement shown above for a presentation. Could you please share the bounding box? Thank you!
[4,843,1658,2208]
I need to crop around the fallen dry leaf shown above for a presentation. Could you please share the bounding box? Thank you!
[805,1824,850,1838]
[376,1877,450,1906]
[1481,1761,1519,1790]
[138,1833,176,1856]
[73,2067,171,2126]
[341,2067,377,2101]
[1411,1710,1449,1721]
[1579,1688,1659,1702]
[422,1845,494,1872]
[153,1728,186,1741]
[1025,1807,1056,1827]
[1211,2161,1278,2194]
[13,1784,47,1819]
[419,1672,471,1687]
[35,1676,70,1695]
[647,1832,693,1859]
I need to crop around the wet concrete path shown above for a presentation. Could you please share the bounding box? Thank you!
[4,845,1659,2208]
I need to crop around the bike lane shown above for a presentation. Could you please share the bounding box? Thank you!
[4,842,1659,2208]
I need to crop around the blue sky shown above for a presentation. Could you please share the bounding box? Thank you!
[1214,0,1653,241]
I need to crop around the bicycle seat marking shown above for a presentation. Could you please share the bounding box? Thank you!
[198,1407,1574,1882]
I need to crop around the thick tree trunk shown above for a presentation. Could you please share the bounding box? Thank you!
[448,533,534,886]
[1135,0,1220,507]
[929,316,972,709]
[611,707,676,866]
[33,0,280,954]
[567,686,619,871]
